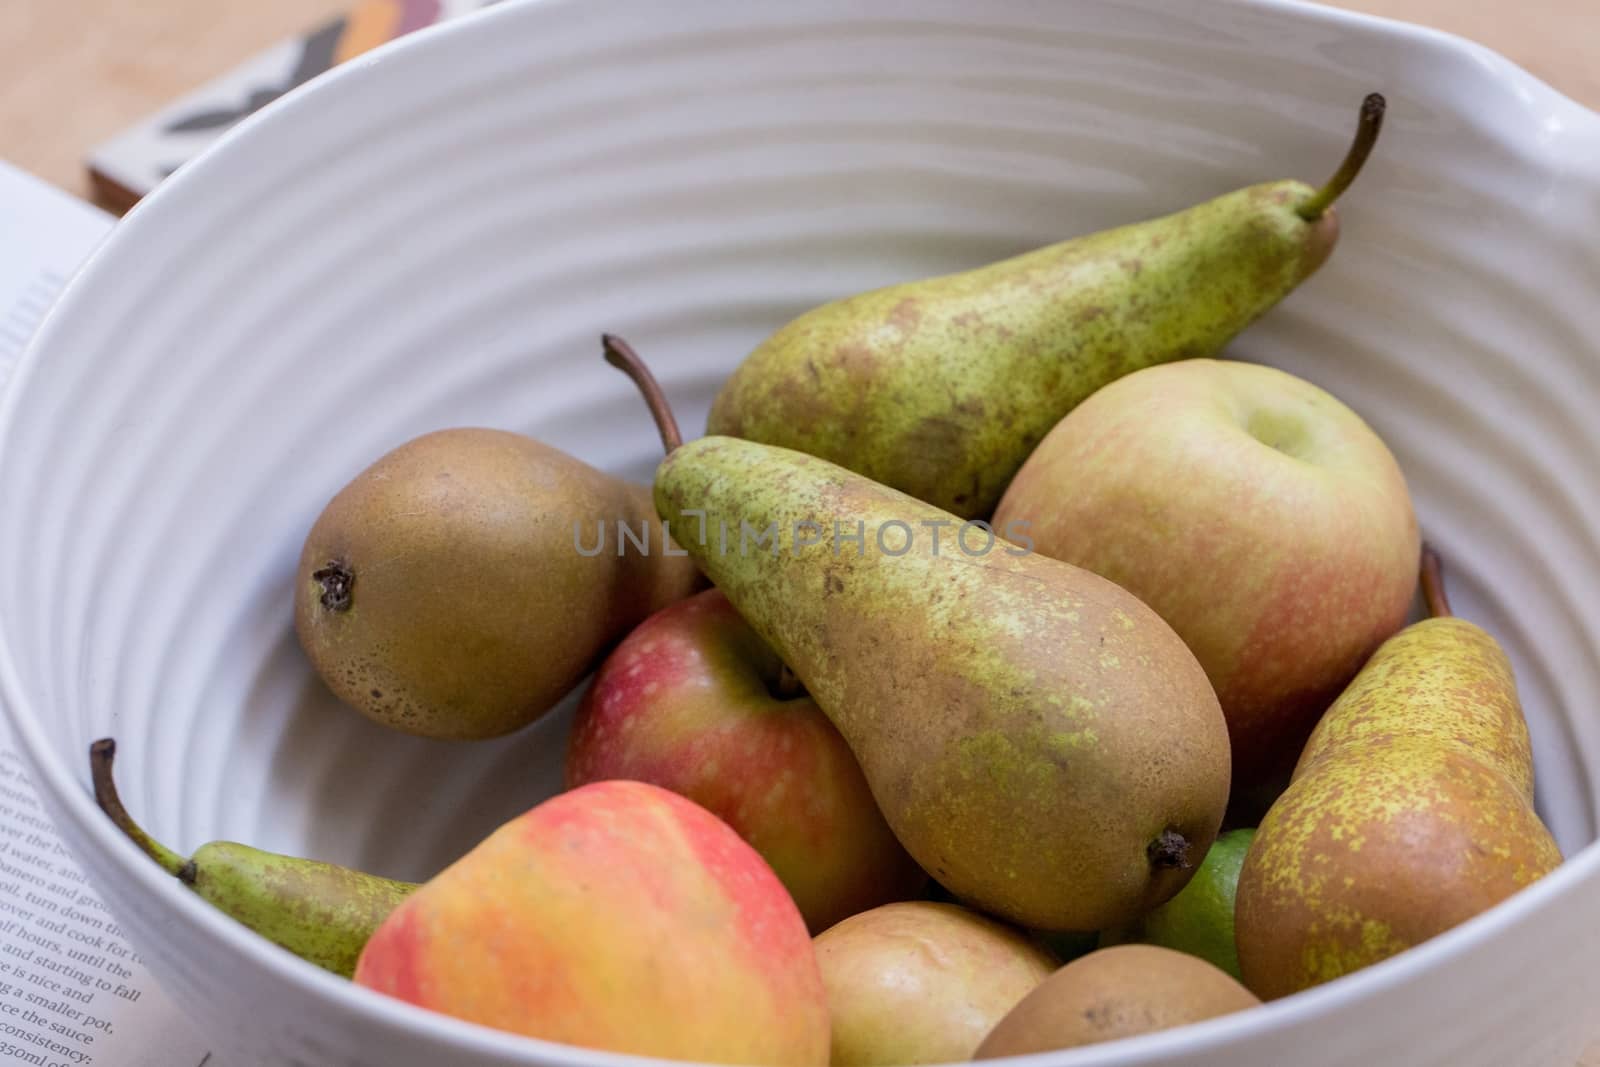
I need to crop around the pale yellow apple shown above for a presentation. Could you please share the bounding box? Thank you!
[813,901,1056,1065]
[995,359,1418,789]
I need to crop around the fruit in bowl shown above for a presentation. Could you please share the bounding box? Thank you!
[812,900,1057,1064]
[90,739,416,979]
[294,427,702,740]
[645,420,1232,934]
[1236,550,1561,998]
[78,141,1568,1067]
[705,97,1384,518]
[975,944,1261,1057]
[994,358,1421,793]
[565,586,927,933]
[77,106,1571,1066]
[4,3,1599,1066]
[354,780,830,1064]
[1101,826,1256,980]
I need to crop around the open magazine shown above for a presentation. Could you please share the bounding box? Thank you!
[0,161,215,1067]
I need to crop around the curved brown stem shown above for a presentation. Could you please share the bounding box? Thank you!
[1298,92,1387,221]
[1420,544,1452,618]
[602,334,682,454]
[90,739,194,882]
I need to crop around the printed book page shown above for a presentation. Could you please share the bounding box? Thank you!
[0,159,216,1067]
[0,165,112,386]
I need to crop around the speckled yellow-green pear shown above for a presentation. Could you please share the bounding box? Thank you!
[653,433,1230,931]
[706,96,1386,517]
[1235,549,1561,998]
[91,740,413,978]
[606,338,1231,933]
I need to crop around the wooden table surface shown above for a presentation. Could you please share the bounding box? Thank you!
[1,0,1596,1063]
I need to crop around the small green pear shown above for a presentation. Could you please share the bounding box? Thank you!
[608,340,1231,932]
[1234,549,1562,999]
[707,96,1386,517]
[91,740,414,978]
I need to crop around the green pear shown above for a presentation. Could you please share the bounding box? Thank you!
[1234,549,1562,999]
[91,740,414,978]
[706,95,1385,517]
[607,341,1231,932]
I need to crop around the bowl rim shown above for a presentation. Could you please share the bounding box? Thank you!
[2,0,1598,1063]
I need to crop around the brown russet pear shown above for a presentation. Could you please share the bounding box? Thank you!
[91,740,414,978]
[295,426,701,740]
[706,95,1386,517]
[1235,548,1562,999]
[975,944,1260,1057]
[608,338,1231,933]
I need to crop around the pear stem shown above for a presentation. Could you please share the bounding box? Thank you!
[1420,544,1452,618]
[602,334,682,454]
[89,739,196,884]
[1147,828,1193,871]
[1297,92,1387,222]
[311,560,354,612]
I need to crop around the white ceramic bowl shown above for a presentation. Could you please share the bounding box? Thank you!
[3,1,1599,1064]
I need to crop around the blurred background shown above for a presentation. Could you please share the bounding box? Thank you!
[1,0,1596,211]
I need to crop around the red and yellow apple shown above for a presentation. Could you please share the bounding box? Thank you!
[354,780,829,1064]
[995,359,1418,788]
[566,588,925,931]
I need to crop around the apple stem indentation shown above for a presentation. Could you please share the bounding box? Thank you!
[1297,92,1387,222]
[89,738,192,881]
[603,333,682,454]
[1420,543,1452,619]
[771,663,807,701]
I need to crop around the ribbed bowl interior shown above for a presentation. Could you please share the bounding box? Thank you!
[2,1,1598,1064]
